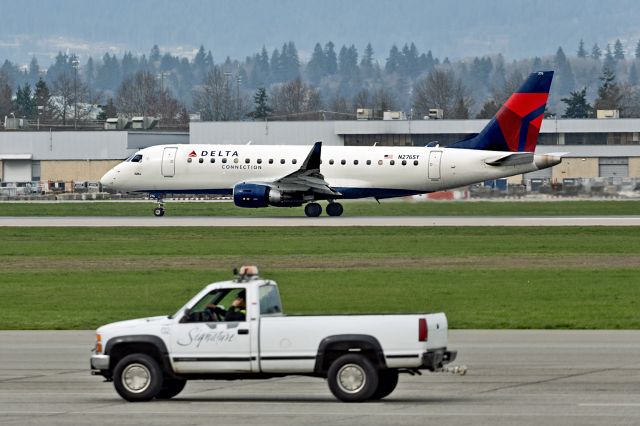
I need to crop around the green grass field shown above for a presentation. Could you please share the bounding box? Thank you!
[0,199,639,216]
[0,227,638,330]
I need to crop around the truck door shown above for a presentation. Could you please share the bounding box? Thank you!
[428,150,442,180]
[170,288,253,373]
[161,147,178,177]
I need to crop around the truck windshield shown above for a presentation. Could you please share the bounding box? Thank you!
[259,284,283,315]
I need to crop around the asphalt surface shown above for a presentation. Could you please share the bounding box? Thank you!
[0,330,638,426]
[1,216,640,227]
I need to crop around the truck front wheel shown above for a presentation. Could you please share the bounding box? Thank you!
[327,354,379,402]
[113,353,163,402]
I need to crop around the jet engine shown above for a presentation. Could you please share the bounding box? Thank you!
[233,183,304,208]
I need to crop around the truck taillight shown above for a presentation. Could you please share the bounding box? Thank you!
[419,318,428,342]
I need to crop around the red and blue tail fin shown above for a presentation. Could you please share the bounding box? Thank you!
[449,71,554,152]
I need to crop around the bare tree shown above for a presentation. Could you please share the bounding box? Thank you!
[352,89,371,109]
[117,70,184,122]
[192,67,236,121]
[270,78,321,119]
[51,73,74,125]
[412,68,470,118]
[372,87,396,113]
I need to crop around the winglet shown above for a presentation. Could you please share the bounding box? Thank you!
[301,141,322,171]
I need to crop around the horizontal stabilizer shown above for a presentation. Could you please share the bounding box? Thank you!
[485,152,534,166]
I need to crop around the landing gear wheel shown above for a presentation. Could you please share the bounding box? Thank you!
[327,354,379,402]
[155,378,187,399]
[304,202,322,217]
[113,353,163,402]
[326,202,344,217]
[153,207,165,217]
[369,369,398,400]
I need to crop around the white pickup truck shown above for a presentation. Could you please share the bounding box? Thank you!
[91,267,457,402]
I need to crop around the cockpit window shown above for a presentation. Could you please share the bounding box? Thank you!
[129,154,143,163]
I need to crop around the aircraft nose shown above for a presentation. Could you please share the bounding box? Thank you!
[100,169,117,193]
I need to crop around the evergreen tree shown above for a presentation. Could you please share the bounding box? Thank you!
[554,46,576,94]
[591,43,602,60]
[15,84,35,118]
[84,57,95,89]
[577,39,587,58]
[306,43,326,85]
[476,99,500,119]
[121,52,138,79]
[28,57,40,82]
[0,70,12,119]
[629,63,639,86]
[149,45,161,68]
[34,78,52,120]
[594,68,621,110]
[636,40,640,59]
[338,44,358,79]
[323,42,337,75]
[269,48,282,82]
[385,45,400,73]
[603,44,616,73]
[613,39,625,60]
[561,87,591,118]
[97,98,117,120]
[360,43,374,78]
[193,45,207,75]
[248,87,272,119]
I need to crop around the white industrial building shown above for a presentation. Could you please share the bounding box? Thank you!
[1,118,639,191]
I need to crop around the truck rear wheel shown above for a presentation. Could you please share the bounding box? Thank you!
[370,369,399,400]
[327,354,378,402]
[156,378,187,399]
[113,353,163,402]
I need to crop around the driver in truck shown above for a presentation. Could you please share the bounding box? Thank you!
[207,290,246,321]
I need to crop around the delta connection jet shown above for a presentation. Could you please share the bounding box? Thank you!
[100,71,563,217]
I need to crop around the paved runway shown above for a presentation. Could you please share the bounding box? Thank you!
[1,330,638,425]
[1,216,640,227]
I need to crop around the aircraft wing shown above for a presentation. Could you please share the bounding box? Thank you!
[260,141,341,196]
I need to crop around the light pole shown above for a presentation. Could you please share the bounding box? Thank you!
[72,56,80,129]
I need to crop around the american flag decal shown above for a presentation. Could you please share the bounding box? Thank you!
[384,154,393,159]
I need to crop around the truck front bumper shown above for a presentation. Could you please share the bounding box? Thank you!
[421,349,457,371]
[90,354,110,373]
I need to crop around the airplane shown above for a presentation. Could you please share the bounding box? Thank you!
[100,70,562,217]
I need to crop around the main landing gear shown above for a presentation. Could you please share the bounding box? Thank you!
[304,202,344,217]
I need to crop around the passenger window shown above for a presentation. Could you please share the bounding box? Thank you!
[234,158,239,164]
[390,160,395,165]
[245,158,250,164]
[269,159,274,164]
[187,158,193,163]
[257,159,262,164]
[292,159,297,165]
[341,159,346,165]
[259,285,283,315]
[378,160,383,165]
[210,158,215,163]
[280,159,285,164]
[402,160,407,166]
[354,160,359,165]
[199,158,204,163]
[366,160,371,165]
[414,160,419,166]
[222,158,227,163]
[329,159,334,165]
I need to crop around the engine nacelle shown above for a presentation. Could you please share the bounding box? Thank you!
[233,183,270,208]
[233,183,305,208]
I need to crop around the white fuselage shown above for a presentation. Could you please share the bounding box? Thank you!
[101,144,559,199]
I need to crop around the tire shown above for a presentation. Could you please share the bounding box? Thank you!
[153,207,165,217]
[155,378,187,400]
[327,354,379,402]
[326,202,344,217]
[370,369,399,400]
[113,353,163,402]
[304,202,322,217]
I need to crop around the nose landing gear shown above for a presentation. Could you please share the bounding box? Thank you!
[151,194,165,217]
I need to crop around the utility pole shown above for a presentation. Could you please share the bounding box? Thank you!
[72,56,80,129]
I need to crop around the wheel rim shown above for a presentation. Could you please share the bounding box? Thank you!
[337,363,366,394]
[122,363,151,394]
